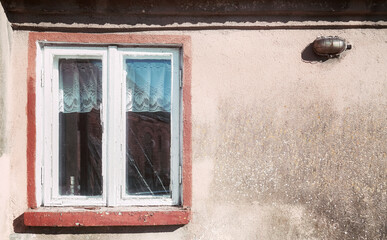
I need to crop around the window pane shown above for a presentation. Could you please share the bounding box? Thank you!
[58,59,103,196]
[125,59,171,196]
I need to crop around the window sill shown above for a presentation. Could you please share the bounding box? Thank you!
[24,206,190,227]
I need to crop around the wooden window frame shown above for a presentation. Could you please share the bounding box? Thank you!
[25,32,192,227]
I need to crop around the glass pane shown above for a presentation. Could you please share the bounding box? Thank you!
[58,59,103,196]
[125,59,171,196]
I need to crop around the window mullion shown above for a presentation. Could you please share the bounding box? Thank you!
[106,46,121,206]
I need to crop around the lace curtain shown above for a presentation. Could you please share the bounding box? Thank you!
[126,59,171,112]
[59,59,171,113]
[59,59,102,113]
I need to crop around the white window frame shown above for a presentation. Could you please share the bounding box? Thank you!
[36,44,182,207]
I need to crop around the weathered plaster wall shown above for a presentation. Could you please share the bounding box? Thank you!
[5,28,387,240]
[7,30,29,240]
[189,29,387,240]
[0,2,12,239]
[0,0,11,155]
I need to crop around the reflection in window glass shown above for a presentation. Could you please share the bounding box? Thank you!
[58,59,103,196]
[125,59,171,196]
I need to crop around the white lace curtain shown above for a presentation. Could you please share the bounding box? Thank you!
[59,60,102,113]
[59,59,171,113]
[126,59,171,112]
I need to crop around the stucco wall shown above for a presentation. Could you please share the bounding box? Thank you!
[189,29,386,240]
[4,27,387,239]
[0,1,12,239]
[0,1,11,154]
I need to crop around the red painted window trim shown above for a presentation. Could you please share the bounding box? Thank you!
[24,209,191,227]
[26,32,192,226]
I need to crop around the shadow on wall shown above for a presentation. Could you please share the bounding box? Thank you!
[1,0,387,31]
[301,43,329,63]
[13,214,183,234]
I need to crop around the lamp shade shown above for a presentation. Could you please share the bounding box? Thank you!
[313,36,351,58]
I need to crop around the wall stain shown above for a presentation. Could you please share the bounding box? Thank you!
[209,97,386,239]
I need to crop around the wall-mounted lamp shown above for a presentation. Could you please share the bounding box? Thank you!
[313,36,351,58]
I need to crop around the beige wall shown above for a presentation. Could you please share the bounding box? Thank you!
[3,26,387,239]
[0,1,12,239]
[0,2,11,154]
[189,29,386,240]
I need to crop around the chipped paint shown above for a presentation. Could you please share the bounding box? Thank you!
[24,210,191,227]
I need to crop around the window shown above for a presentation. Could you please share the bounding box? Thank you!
[39,46,181,207]
[25,33,191,226]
